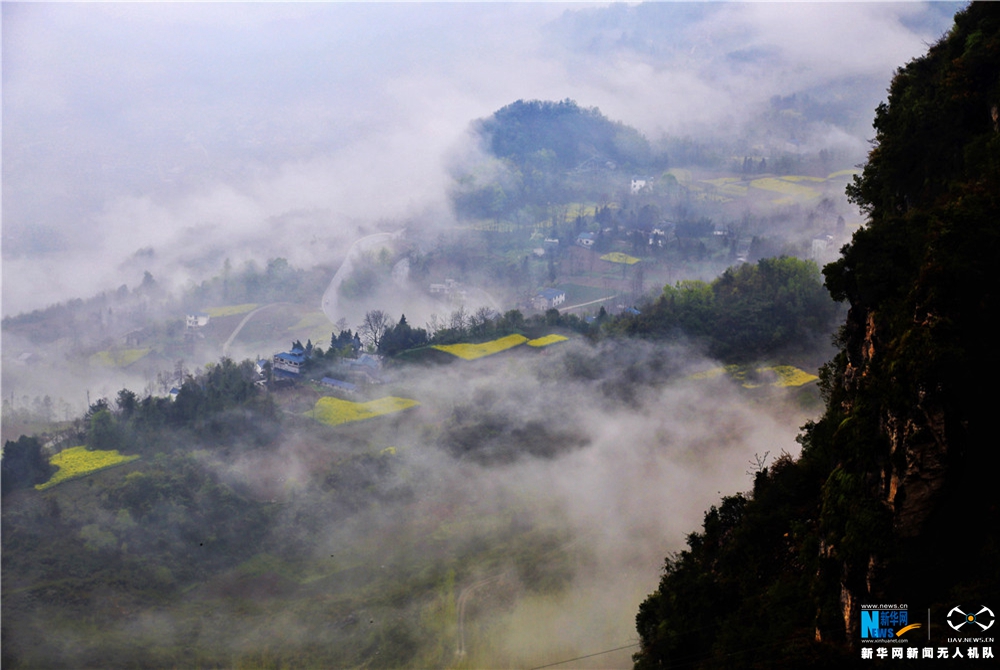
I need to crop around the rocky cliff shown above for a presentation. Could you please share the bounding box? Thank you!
[635,5,1000,666]
[821,0,1000,640]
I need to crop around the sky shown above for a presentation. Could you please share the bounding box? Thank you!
[1,1,964,317]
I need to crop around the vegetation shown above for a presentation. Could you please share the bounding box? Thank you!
[610,256,839,362]
[1,353,575,668]
[186,257,328,308]
[634,5,1000,667]
[35,446,139,491]
[452,99,665,222]
[8,9,986,668]
[1,435,55,494]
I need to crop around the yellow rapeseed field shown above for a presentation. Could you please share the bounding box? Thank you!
[749,178,820,199]
[36,446,139,490]
[312,396,420,426]
[432,334,528,360]
[527,334,569,348]
[600,252,641,265]
[702,177,742,186]
[205,303,259,318]
[687,365,817,388]
[687,367,727,380]
[717,183,748,197]
[767,365,819,387]
[90,348,151,368]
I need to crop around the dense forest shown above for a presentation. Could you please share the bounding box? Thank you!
[634,4,1000,667]
[610,256,840,362]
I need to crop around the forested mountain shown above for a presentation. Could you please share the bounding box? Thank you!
[451,99,664,220]
[480,99,654,173]
[634,4,1000,667]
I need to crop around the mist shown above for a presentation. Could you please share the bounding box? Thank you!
[9,338,811,667]
[2,2,961,316]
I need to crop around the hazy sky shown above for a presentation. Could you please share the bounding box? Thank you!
[2,1,963,316]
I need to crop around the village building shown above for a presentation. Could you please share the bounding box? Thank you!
[273,347,306,375]
[532,288,566,310]
[186,312,210,329]
[320,377,358,396]
[430,278,462,295]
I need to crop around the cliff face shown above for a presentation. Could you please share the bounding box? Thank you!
[838,303,954,535]
[635,6,1000,667]
[822,0,1000,641]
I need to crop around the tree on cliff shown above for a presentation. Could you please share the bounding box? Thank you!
[634,4,1000,667]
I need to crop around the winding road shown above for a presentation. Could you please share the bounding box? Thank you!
[221,303,291,358]
[321,230,405,325]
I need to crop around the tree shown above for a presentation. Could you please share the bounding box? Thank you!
[359,309,393,350]
[87,408,124,452]
[2,435,55,494]
[470,307,498,338]
[116,389,138,419]
[378,314,429,357]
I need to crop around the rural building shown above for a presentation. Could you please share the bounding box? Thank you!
[273,347,306,375]
[321,377,358,395]
[576,232,596,248]
[186,312,210,329]
[811,234,835,261]
[532,288,566,310]
[430,278,462,294]
[328,353,386,387]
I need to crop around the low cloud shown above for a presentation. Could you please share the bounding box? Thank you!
[2,2,959,316]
